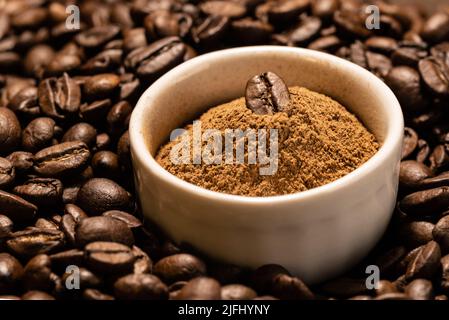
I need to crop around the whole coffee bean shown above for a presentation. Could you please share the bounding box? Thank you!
[175,277,221,300]
[418,172,449,190]
[399,221,435,249]
[402,127,419,159]
[123,28,147,52]
[0,253,23,294]
[400,187,449,217]
[208,263,244,285]
[106,101,132,135]
[132,245,153,274]
[289,15,321,46]
[0,107,21,154]
[114,274,168,300]
[8,85,40,116]
[311,0,339,20]
[62,267,102,290]
[405,279,434,300]
[49,249,84,270]
[231,18,273,44]
[245,71,291,114]
[365,36,398,54]
[59,214,76,246]
[421,12,449,43]
[251,264,290,293]
[271,274,314,300]
[333,10,371,39]
[13,178,63,206]
[6,151,33,174]
[375,280,398,296]
[83,288,115,300]
[11,7,48,29]
[0,190,37,223]
[76,178,130,216]
[200,1,246,18]
[192,16,230,46]
[33,141,90,177]
[45,53,81,76]
[117,131,131,170]
[399,161,433,190]
[75,25,120,48]
[6,228,65,257]
[64,204,88,222]
[95,133,111,151]
[76,216,134,247]
[24,45,55,77]
[91,151,120,179]
[35,218,59,231]
[85,241,135,274]
[102,210,142,230]
[62,122,97,147]
[125,37,186,81]
[154,253,207,284]
[145,11,193,39]
[84,74,121,100]
[416,139,431,163]
[0,215,13,238]
[392,42,428,67]
[82,49,123,74]
[22,254,56,291]
[406,241,441,280]
[22,117,56,152]
[21,290,55,300]
[385,66,427,114]
[308,35,343,52]
[433,216,449,253]
[80,99,112,122]
[441,254,449,293]
[0,157,15,187]
[266,0,310,26]
[221,284,257,300]
[366,51,392,78]
[419,57,449,97]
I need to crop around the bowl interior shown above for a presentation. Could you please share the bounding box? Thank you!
[135,46,398,162]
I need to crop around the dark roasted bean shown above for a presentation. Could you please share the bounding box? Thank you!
[13,178,63,206]
[406,241,441,280]
[0,107,21,155]
[76,216,134,247]
[6,228,65,257]
[175,277,221,300]
[85,241,135,275]
[0,190,37,223]
[154,254,207,284]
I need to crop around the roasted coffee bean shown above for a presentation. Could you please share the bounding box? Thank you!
[24,45,55,77]
[419,57,449,97]
[123,28,147,52]
[125,37,186,81]
[375,280,398,296]
[145,11,193,39]
[0,157,15,187]
[79,99,112,122]
[365,37,398,55]
[0,253,23,294]
[433,216,449,253]
[245,71,291,114]
[418,172,449,190]
[334,10,371,39]
[82,288,115,300]
[82,49,123,74]
[102,210,142,231]
[200,1,246,18]
[375,292,410,300]
[0,107,21,155]
[35,218,59,231]
[271,274,314,300]
[85,241,135,274]
[13,178,63,206]
[421,12,449,44]
[21,290,55,300]
[366,51,392,78]
[400,187,449,217]
[405,279,434,300]
[49,249,84,270]
[307,35,343,52]
[38,74,81,118]
[6,228,65,257]
[84,74,121,100]
[62,123,97,147]
[392,42,428,67]
[58,214,76,246]
[95,133,111,151]
[22,254,57,291]
[289,15,321,46]
[399,161,433,190]
[33,141,90,177]
[45,53,81,76]
[117,131,131,170]
[311,0,339,20]
[114,273,168,300]
[385,66,427,114]
[6,152,33,174]
[8,86,40,116]
[221,284,257,300]
[132,245,152,275]
[231,18,273,44]
[416,139,430,163]
[154,253,207,284]
[251,264,290,293]
[406,241,441,280]
[76,178,131,216]
[62,267,102,290]
[75,25,121,48]
[0,190,37,223]
[192,16,230,46]
[64,204,88,223]
[76,216,134,247]
[266,0,310,26]
[429,145,449,172]
[0,215,13,239]
[175,277,221,300]
[106,101,132,136]
[398,221,435,249]
[22,117,56,152]
[91,151,120,179]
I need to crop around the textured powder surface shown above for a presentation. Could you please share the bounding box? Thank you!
[156,87,379,197]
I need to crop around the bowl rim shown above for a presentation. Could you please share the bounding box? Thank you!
[129,46,404,205]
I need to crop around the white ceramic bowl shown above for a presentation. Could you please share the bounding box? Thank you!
[129,46,404,284]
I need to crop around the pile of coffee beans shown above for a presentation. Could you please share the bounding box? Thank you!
[1,0,449,300]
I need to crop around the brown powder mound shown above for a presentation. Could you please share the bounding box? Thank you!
[156,86,379,197]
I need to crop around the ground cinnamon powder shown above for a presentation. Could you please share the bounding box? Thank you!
[156,87,379,197]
